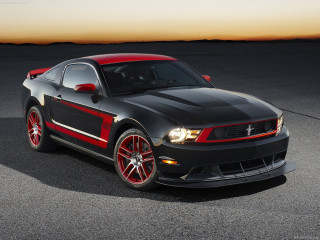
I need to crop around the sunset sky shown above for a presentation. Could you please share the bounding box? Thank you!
[0,0,320,44]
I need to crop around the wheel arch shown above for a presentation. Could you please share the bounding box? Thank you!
[24,97,42,119]
[110,118,151,152]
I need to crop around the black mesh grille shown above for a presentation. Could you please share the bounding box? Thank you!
[207,120,276,141]
[186,153,286,180]
[219,155,275,176]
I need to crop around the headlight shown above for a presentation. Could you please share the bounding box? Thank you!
[168,128,201,143]
[276,115,284,135]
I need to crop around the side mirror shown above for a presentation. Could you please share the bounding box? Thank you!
[202,75,211,82]
[74,83,96,93]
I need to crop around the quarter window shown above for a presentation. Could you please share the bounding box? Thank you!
[43,66,60,82]
[63,64,99,89]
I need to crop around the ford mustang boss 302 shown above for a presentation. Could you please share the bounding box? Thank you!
[21,53,296,190]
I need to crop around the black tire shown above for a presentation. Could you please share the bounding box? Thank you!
[114,128,159,190]
[26,106,56,152]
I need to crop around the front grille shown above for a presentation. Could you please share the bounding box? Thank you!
[207,119,276,141]
[220,156,274,175]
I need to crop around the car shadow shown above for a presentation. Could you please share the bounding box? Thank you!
[0,117,287,203]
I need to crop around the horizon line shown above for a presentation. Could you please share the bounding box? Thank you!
[1,36,320,46]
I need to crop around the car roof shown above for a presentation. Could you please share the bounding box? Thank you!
[84,53,177,65]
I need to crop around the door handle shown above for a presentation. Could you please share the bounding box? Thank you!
[54,95,62,102]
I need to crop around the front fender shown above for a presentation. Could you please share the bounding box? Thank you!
[100,98,180,150]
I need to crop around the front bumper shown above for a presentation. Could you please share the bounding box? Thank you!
[152,126,296,187]
[156,160,296,188]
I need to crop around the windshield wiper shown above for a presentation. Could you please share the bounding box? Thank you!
[113,85,201,96]
[149,85,201,90]
[112,89,148,96]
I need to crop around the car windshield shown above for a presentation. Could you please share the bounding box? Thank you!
[102,60,213,96]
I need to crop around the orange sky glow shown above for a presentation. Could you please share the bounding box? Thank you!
[0,0,320,44]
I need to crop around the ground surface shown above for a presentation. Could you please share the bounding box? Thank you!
[0,42,319,240]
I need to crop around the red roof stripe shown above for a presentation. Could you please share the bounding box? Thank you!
[85,53,176,65]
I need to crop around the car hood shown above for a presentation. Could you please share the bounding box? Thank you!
[120,87,282,127]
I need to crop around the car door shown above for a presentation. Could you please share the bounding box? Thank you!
[49,63,104,151]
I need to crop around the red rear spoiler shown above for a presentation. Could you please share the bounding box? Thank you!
[27,67,51,79]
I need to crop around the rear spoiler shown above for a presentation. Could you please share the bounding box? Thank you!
[27,67,51,79]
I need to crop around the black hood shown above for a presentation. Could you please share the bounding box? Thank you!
[121,87,282,127]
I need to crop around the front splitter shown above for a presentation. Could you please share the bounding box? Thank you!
[156,160,296,188]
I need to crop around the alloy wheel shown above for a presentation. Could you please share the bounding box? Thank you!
[117,135,155,184]
[27,111,42,146]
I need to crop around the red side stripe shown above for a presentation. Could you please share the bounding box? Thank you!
[99,113,114,148]
[61,100,100,117]
[47,100,114,148]
[46,121,98,146]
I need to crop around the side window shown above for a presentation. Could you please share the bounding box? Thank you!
[43,66,60,83]
[62,64,99,89]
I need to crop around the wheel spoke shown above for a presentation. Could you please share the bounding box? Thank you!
[34,134,39,145]
[137,167,144,181]
[123,163,133,174]
[132,136,135,151]
[141,150,152,156]
[28,129,33,134]
[141,164,148,178]
[29,114,36,125]
[143,157,154,163]
[120,146,133,155]
[35,113,38,124]
[126,167,136,179]
[133,135,138,152]
[137,136,140,153]
[118,152,132,160]
[38,129,42,136]
[28,118,34,126]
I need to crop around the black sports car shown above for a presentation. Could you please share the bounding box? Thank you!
[21,53,296,190]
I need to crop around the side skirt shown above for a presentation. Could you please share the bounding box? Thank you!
[50,135,114,165]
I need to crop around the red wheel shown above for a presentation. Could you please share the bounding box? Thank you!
[114,129,159,190]
[27,110,42,146]
[26,106,56,151]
